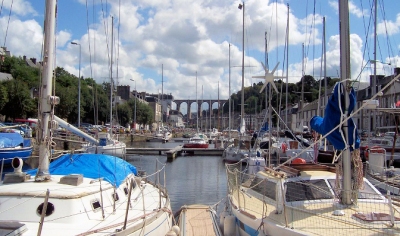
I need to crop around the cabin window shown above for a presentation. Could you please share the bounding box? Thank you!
[123,187,129,195]
[252,177,276,200]
[91,200,101,211]
[37,202,55,217]
[285,179,333,202]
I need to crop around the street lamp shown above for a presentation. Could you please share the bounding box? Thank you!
[130,79,137,130]
[71,41,81,127]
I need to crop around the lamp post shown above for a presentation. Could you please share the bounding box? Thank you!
[71,42,81,127]
[130,79,137,131]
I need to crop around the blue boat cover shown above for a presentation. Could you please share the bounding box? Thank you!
[260,122,269,132]
[28,153,137,186]
[310,82,360,150]
[0,133,24,148]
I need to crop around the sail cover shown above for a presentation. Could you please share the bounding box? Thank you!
[28,153,137,186]
[310,82,360,150]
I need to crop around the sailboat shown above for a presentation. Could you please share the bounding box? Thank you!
[0,1,176,235]
[222,3,254,163]
[84,17,126,158]
[183,72,209,148]
[222,1,400,235]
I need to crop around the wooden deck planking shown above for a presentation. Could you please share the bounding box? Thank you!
[179,205,219,236]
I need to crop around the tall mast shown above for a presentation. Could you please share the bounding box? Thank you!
[240,2,245,132]
[317,17,326,117]
[162,64,164,124]
[202,85,203,131]
[373,0,377,130]
[285,3,289,126]
[109,16,114,135]
[196,71,198,133]
[229,44,231,138]
[218,81,220,130]
[36,0,57,181]
[339,0,352,205]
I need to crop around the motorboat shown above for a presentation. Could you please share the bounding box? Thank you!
[183,133,209,148]
[146,126,172,143]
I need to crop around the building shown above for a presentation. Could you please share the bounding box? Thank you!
[168,110,185,128]
[145,95,162,131]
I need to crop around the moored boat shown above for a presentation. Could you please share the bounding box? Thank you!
[0,1,177,235]
[0,132,33,165]
[183,134,209,148]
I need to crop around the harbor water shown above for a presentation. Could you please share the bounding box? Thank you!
[126,140,228,214]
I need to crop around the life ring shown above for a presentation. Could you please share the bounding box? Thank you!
[365,146,385,160]
[281,143,287,153]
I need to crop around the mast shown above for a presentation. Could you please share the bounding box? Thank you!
[162,64,164,124]
[285,3,289,126]
[373,0,377,131]
[229,43,231,139]
[196,71,198,133]
[218,81,220,130]
[240,2,245,133]
[202,85,203,131]
[339,0,352,205]
[109,16,114,135]
[301,43,304,130]
[36,0,57,180]
[317,17,326,117]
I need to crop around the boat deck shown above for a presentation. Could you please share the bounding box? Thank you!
[178,205,221,236]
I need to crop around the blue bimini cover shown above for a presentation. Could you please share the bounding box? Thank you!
[28,153,137,186]
[0,133,24,148]
[310,82,360,150]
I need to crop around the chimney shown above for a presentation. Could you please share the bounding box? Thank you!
[30,58,37,64]
[23,55,26,60]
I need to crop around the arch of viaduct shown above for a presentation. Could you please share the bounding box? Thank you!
[173,99,228,119]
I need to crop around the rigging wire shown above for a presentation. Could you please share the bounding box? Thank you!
[379,0,396,70]
[3,0,12,47]
[85,0,96,125]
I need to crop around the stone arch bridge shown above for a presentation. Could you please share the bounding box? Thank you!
[173,99,228,119]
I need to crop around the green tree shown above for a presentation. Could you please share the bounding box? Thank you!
[0,79,35,120]
[116,102,132,126]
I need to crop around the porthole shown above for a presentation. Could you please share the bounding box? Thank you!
[112,193,119,201]
[123,187,128,195]
[91,200,101,210]
[37,202,55,217]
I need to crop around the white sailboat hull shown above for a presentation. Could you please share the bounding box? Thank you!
[85,142,126,157]
[0,174,173,235]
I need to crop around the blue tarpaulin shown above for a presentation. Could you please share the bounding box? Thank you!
[310,82,360,150]
[0,133,24,148]
[260,122,269,132]
[28,153,137,186]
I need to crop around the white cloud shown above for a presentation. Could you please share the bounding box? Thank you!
[377,14,400,36]
[3,0,399,115]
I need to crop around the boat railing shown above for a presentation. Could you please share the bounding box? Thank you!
[227,164,399,234]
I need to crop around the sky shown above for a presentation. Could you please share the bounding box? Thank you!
[0,0,399,114]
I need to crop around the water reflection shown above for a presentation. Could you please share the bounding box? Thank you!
[126,141,227,213]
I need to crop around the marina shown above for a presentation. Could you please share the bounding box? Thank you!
[1,0,400,235]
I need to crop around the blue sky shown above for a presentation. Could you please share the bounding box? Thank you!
[1,0,399,114]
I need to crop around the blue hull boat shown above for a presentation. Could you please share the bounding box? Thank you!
[0,133,33,164]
